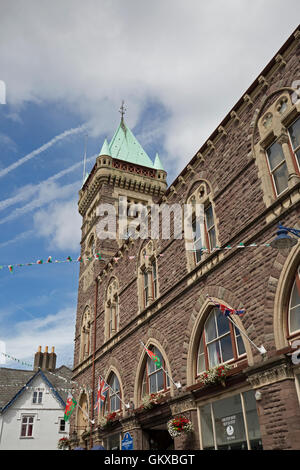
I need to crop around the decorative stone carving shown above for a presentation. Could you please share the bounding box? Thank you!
[170,396,196,415]
[246,360,294,389]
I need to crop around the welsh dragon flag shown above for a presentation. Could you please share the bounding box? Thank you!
[64,393,77,422]
[145,347,161,369]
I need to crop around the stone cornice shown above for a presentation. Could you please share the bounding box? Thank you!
[245,355,294,389]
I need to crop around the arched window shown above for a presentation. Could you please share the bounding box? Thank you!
[104,373,121,413]
[197,307,246,375]
[288,266,300,335]
[105,278,119,340]
[186,182,218,267]
[139,242,159,309]
[80,307,91,362]
[141,345,170,396]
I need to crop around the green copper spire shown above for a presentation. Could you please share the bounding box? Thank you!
[99,138,111,156]
[108,119,154,169]
[154,153,165,171]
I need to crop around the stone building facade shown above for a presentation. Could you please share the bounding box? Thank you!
[70,26,300,450]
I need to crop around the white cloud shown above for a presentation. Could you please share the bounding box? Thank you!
[34,198,81,252]
[0,180,80,225]
[1,307,76,369]
[1,0,299,173]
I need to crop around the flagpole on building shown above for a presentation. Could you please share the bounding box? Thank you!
[206,295,266,355]
[99,374,130,409]
[139,341,182,390]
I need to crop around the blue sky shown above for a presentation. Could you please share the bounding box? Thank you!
[0,0,299,369]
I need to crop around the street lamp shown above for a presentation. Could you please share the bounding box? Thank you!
[270,223,300,250]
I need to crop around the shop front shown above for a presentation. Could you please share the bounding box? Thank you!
[198,389,263,450]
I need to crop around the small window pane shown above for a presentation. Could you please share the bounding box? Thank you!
[207,341,221,367]
[157,369,164,391]
[208,227,216,250]
[205,312,217,342]
[149,374,157,394]
[235,328,246,356]
[272,162,289,194]
[216,311,230,337]
[290,305,300,333]
[205,205,214,230]
[267,142,286,170]
[288,117,300,150]
[220,334,234,362]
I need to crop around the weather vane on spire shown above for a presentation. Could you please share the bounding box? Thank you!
[119,100,126,121]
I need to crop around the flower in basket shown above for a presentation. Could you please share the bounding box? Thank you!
[167,416,193,438]
[99,411,119,429]
[57,436,70,450]
[199,363,232,386]
[141,392,164,410]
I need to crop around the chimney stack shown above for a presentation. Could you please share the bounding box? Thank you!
[34,346,56,371]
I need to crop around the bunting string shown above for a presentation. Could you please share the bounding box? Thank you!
[0,242,272,273]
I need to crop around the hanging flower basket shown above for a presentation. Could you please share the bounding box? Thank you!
[57,437,70,450]
[141,392,165,410]
[167,416,193,438]
[198,364,232,387]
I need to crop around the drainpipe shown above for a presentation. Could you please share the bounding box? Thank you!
[90,276,98,449]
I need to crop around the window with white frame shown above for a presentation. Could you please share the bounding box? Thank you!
[141,346,170,397]
[197,307,246,375]
[104,374,121,414]
[59,418,66,432]
[288,117,300,169]
[265,140,289,196]
[32,390,43,404]
[20,415,34,438]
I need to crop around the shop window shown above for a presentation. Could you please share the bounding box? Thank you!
[141,346,170,397]
[288,266,300,336]
[197,307,246,375]
[199,390,263,450]
[104,374,121,414]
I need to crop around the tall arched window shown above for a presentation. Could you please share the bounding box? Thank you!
[105,278,119,340]
[197,307,246,375]
[186,182,218,267]
[141,345,170,397]
[80,307,91,362]
[139,242,159,309]
[288,266,300,335]
[104,373,121,413]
